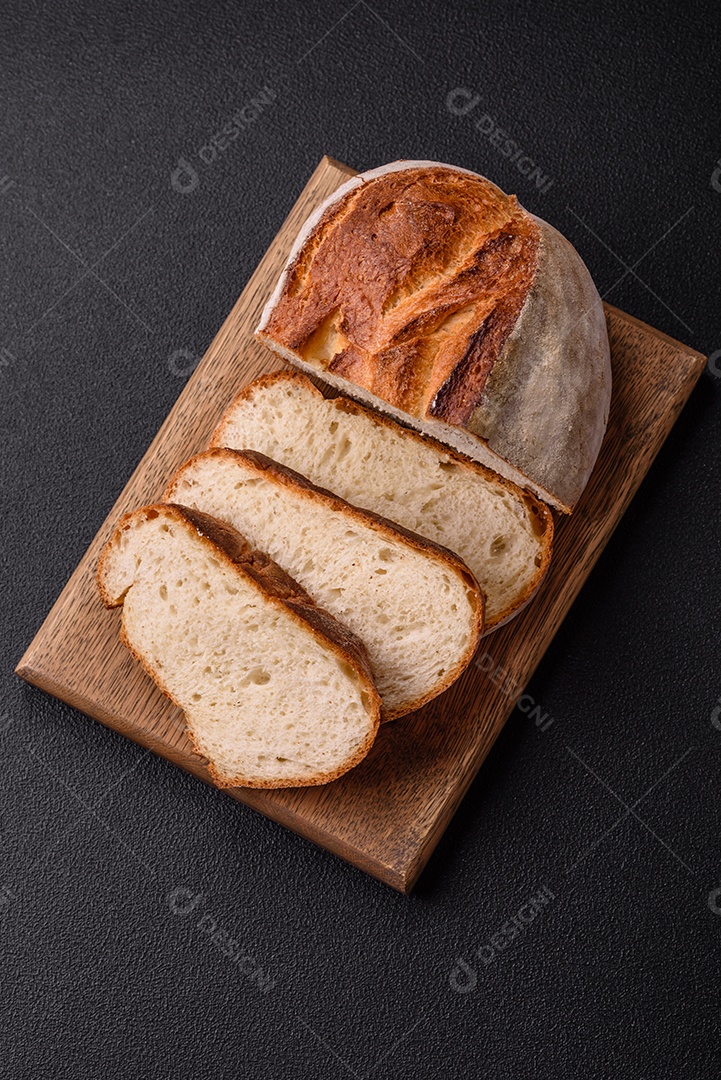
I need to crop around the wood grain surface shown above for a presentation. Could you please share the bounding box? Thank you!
[16,156,707,893]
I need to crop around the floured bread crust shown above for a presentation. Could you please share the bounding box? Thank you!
[257,160,612,512]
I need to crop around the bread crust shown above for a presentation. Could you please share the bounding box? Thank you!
[255,160,612,512]
[164,449,485,721]
[210,368,553,631]
[97,503,381,788]
[260,166,539,421]
[464,215,611,509]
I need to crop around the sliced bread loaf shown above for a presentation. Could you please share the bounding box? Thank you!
[97,503,380,788]
[211,371,553,631]
[163,449,484,720]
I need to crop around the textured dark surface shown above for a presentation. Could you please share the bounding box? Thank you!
[1,1,720,1077]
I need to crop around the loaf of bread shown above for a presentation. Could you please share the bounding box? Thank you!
[164,448,484,720]
[256,160,611,512]
[211,371,552,631]
[96,503,380,788]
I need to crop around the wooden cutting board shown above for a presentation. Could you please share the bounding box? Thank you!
[16,156,706,892]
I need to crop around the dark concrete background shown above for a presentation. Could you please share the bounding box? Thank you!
[1,1,720,1076]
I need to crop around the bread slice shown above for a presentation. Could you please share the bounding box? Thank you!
[96,503,380,788]
[211,371,552,631]
[163,449,484,721]
[255,160,611,512]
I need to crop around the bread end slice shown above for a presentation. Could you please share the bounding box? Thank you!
[97,504,381,788]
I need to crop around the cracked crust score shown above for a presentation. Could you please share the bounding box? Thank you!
[256,160,611,512]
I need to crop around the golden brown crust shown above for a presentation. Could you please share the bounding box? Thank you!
[258,165,540,422]
[165,447,486,720]
[210,368,553,631]
[96,511,137,609]
[256,162,612,512]
[96,503,381,787]
[172,503,315,605]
